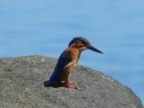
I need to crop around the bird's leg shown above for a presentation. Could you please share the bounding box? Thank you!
[68,81,75,84]
[65,80,77,89]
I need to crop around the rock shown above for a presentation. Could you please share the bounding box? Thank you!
[0,55,143,108]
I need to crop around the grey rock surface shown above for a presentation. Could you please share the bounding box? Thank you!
[0,55,143,108]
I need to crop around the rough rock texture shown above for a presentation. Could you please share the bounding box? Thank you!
[0,55,143,108]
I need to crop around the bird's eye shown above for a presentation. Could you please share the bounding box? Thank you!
[81,40,86,45]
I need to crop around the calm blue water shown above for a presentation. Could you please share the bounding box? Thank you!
[0,0,144,104]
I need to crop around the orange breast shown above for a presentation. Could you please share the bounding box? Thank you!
[61,48,81,81]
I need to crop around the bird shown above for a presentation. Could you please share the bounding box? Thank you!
[44,37,103,89]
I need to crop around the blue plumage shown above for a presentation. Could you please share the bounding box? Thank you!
[44,50,72,87]
[44,37,103,89]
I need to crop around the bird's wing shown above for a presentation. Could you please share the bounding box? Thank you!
[44,49,72,86]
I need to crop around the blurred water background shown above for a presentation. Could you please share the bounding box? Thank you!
[0,0,144,104]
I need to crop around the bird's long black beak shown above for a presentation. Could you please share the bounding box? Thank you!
[87,46,103,54]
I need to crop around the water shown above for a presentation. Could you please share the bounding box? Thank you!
[0,0,144,104]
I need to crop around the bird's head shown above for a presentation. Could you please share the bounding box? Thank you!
[68,37,103,54]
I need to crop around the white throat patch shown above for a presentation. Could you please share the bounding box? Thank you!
[69,43,75,48]
[79,47,87,51]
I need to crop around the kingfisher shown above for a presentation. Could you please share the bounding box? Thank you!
[44,37,103,89]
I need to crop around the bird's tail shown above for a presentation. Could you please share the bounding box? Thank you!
[44,80,62,88]
[44,76,57,87]
[43,80,50,87]
[44,69,61,87]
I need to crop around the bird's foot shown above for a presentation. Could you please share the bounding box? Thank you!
[65,81,77,89]
[67,85,77,89]
[68,81,76,84]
